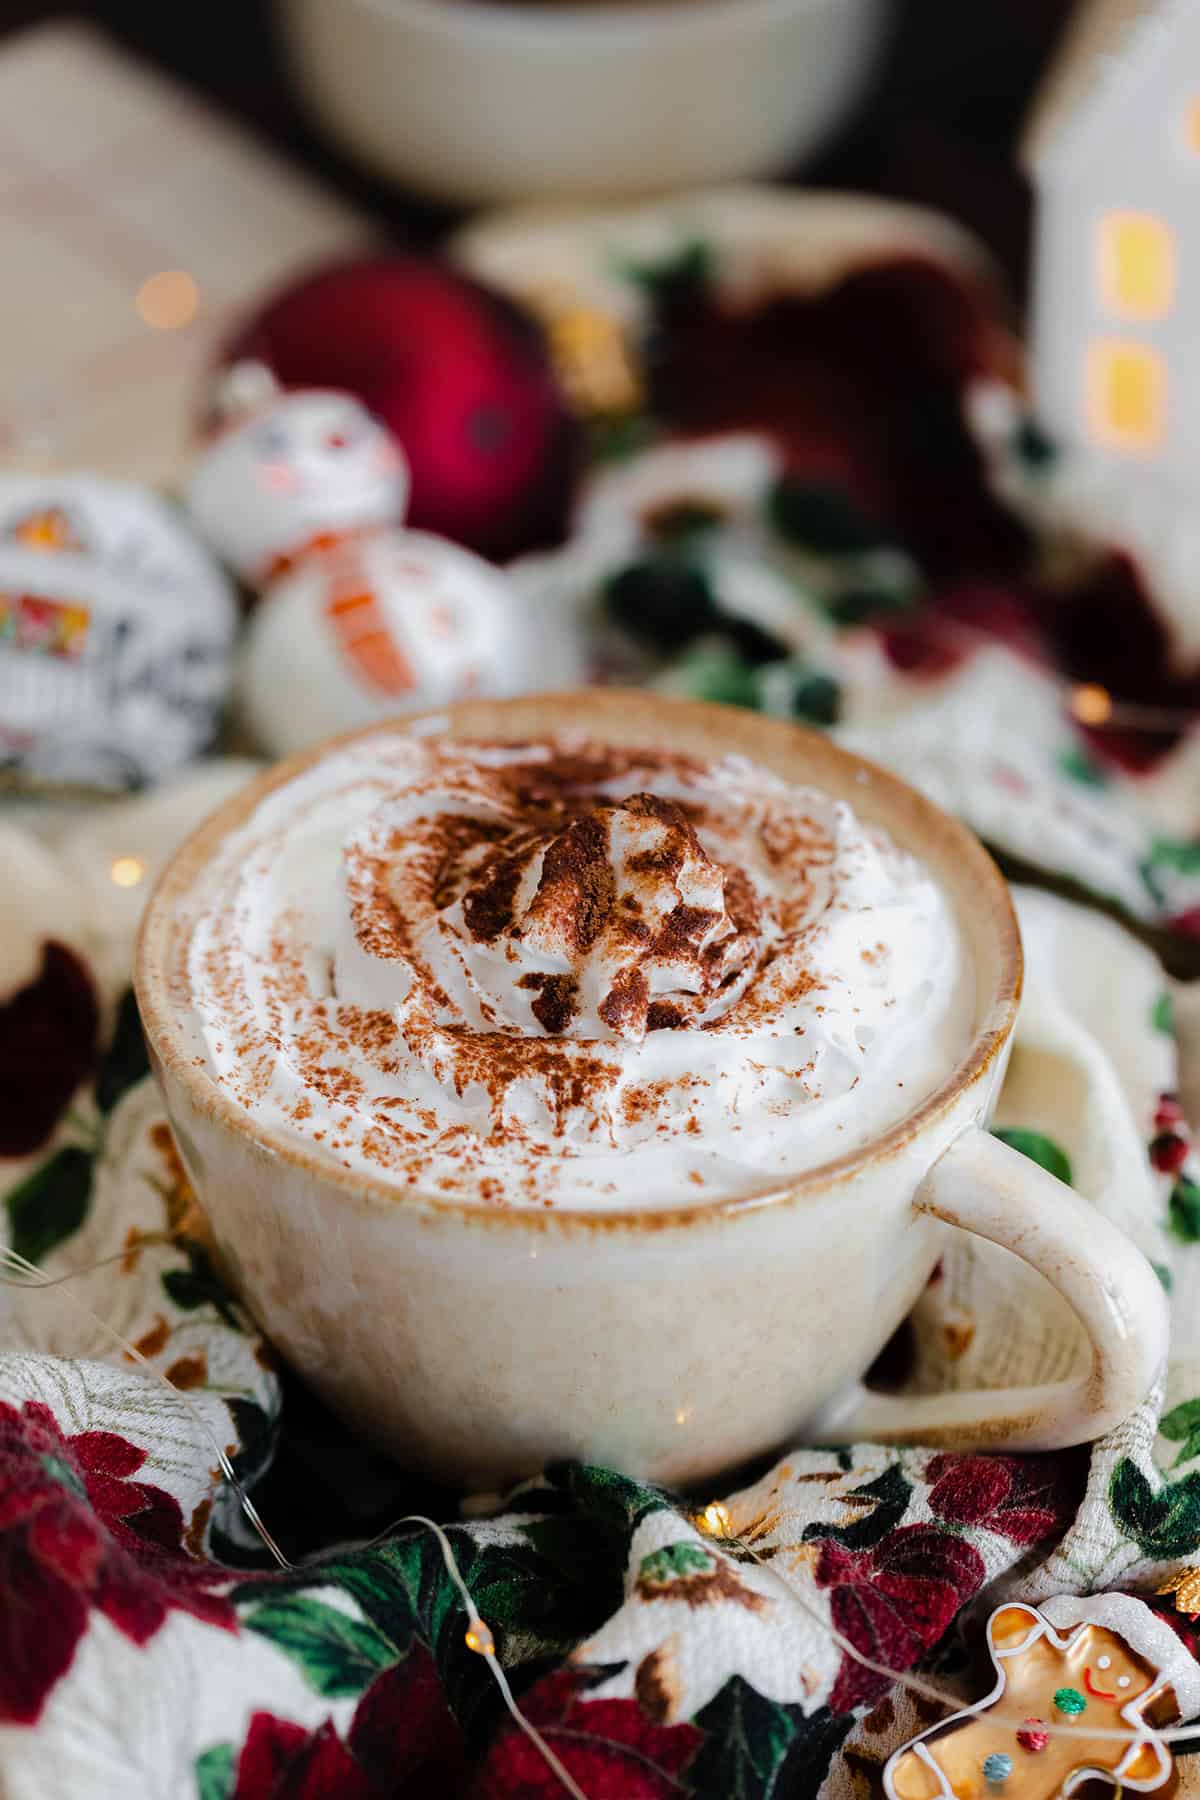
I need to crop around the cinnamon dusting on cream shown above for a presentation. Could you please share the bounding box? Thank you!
[182,732,973,1209]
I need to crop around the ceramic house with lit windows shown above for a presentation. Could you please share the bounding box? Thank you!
[1024,0,1199,487]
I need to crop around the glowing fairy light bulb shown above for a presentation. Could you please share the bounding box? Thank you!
[1071,683,1113,726]
[465,1619,495,1657]
[110,856,145,888]
[700,1501,731,1537]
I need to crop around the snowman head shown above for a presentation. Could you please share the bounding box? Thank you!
[187,374,409,585]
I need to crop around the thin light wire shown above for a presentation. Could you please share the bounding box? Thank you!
[16,1232,1200,1772]
[2,1245,290,1568]
[391,1515,589,1800]
[712,1516,1200,1749]
[3,1236,175,1289]
[877,615,1198,736]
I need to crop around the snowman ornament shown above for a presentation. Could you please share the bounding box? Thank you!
[187,366,524,757]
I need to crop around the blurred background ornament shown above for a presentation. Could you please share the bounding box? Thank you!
[187,372,579,758]
[0,476,236,794]
[216,255,580,564]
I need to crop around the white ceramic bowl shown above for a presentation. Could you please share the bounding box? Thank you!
[276,0,890,206]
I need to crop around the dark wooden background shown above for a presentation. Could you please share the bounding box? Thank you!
[0,0,1077,304]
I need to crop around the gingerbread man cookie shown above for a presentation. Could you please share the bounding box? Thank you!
[884,1593,1200,1799]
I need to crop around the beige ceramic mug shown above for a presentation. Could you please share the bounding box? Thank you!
[135,693,1168,1488]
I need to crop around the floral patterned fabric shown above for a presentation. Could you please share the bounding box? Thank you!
[3,780,1200,1797]
[6,192,1200,1790]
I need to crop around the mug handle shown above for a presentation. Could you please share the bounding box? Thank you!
[827,1126,1169,1451]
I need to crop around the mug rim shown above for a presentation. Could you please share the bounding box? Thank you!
[135,690,1022,1235]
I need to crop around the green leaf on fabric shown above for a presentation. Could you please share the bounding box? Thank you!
[602,557,717,649]
[513,1514,628,1635]
[1109,1457,1200,1560]
[548,1462,673,1531]
[790,671,840,726]
[1153,1262,1175,1293]
[1153,992,1176,1037]
[1169,1177,1200,1244]
[1160,1399,1200,1468]
[802,1462,912,1552]
[242,1594,399,1698]
[827,586,915,627]
[40,1452,87,1501]
[194,1742,235,1800]
[162,1249,238,1322]
[5,1144,93,1266]
[638,1542,715,1588]
[759,664,841,726]
[230,1498,632,1752]
[674,646,759,710]
[1057,746,1110,789]
[688,1677,799,1799]
[232,1551,420,1647]
[767,477,886,555]
[991,1127,1072,1186]
[642,500,727,546]
[620,238,712,303]
[587,414,658,465]
[1147,837,1200,876]
[94,987,150,1114]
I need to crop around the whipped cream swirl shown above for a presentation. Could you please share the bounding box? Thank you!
[185,733,973,1208]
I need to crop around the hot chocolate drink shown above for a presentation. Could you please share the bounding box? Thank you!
[183,730,973,1208]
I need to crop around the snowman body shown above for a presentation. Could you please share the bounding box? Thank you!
[243,528,519,755]
[187,383,526,757]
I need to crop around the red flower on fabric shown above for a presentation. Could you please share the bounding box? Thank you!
[472,1668,701,1798]
[227,1649,467,1799]
[0,941,99,1157]
[348,1645,467,1793]
[925,1452,1082,1544]
[0,1398,234,1724]
[880,582,1048,680]
[651,255,1027,584]
[1173,908,1200,942]
[232,1714,377,1800]
[815,1525,986,1713]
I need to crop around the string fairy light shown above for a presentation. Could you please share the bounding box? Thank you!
[871,613,1200,738]
[385,1513,588,1800]
[1071,683,1114,727]
[13,1230,1200,1785]
[694,1501,1200,1752]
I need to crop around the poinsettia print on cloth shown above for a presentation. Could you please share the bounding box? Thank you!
[475,1669,701,1799]
[576,1443,1082,1745]
[0,1397,233,1724]
[0,941,98,1160]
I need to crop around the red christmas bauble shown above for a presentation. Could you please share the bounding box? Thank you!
[220,255,579,564]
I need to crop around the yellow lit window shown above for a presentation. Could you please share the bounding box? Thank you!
[1097,212,1174,319]
[1187,96,1200,154]
[1087,340,1165,452]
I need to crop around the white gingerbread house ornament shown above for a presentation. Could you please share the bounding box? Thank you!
[1024,0,1200,485]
